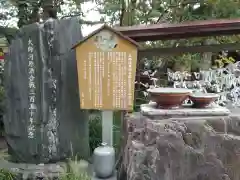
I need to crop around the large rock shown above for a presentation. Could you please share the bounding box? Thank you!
[4,17,89,163]
[120,104,240,180]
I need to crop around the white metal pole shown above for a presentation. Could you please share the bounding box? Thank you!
[101,111,113,146]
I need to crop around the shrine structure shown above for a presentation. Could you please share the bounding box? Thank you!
[114,19,240,180]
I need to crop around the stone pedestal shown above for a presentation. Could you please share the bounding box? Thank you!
[141,102,230,119]
[0,159,65,179]
[119,103,240,180]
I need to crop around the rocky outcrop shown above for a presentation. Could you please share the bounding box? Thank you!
[121,105,240,180]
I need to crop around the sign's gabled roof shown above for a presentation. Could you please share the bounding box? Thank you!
[72,24,139,49]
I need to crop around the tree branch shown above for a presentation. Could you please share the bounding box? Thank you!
[168,0,202,8]
[60,13,104,25]
[119,0,125,26]
[156,0,202,23]
[29,0,42,24]
[79,19,104,25]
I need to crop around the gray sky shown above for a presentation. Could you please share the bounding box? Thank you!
[80,2,103,36]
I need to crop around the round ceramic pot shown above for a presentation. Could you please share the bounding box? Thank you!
[189,92,219,108]
[147,88,192,109]
[93,142,115,178]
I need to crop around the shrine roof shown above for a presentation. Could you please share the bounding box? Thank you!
[114,19,240,41]
[72,24,139,49]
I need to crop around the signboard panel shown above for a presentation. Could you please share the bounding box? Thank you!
[75,28,137,110]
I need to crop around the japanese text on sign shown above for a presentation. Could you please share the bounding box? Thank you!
[27,39,36,139]
[77,51,137,110]
[76,29,137,110]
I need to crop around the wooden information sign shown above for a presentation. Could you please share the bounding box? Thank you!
[73,25,138,146]
[73,25,138,111]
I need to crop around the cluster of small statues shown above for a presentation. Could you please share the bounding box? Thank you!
[167,62,240,107]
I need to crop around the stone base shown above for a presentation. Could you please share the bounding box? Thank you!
[0,159,90,179]
[0,159,65,179]
[91,171,117,180]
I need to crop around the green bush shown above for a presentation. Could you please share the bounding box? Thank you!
[60,172,90,180]
[60,158,90,180]
[88,111,122,155]
[0,169,17,180]
[89,113,102,154]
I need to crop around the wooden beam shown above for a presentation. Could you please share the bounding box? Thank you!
[138,43,240,57]
[115,19,240,41]
[122,29,240,41]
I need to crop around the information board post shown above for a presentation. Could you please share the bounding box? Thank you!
[73,25,138,146]
[102,111,113,146]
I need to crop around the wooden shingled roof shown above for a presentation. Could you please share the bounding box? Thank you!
[115,19,240,41]
[72,24,139,49]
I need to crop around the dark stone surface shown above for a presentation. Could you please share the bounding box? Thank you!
[4,17,89,163]
[121,112,240,180]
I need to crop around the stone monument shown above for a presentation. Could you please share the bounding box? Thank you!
[4,17,89,163]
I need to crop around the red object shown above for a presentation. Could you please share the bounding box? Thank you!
[0,51,4,61]
[189,93,219,108]
[115,19,240,41]
[148,88,191,109]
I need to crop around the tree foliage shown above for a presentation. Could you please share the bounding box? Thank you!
[9,0,63,27]
[0,0,239,29]
[92,0,240,71]
[0,0,240,66]
[93,0,240,26]
[0,0,17,27]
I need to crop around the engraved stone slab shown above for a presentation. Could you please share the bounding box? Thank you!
[4,17,89,163]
